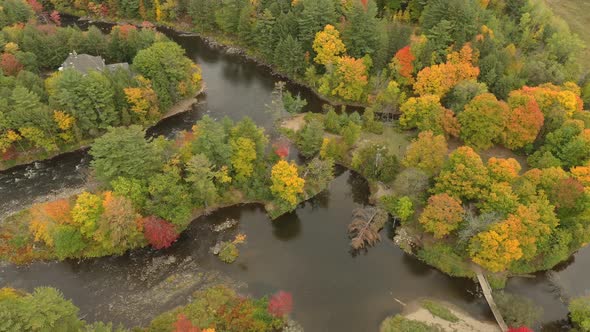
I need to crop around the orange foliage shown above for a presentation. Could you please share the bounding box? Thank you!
[414,44,480,97]
[487,157,522,183]
[29,199,73,246]
[419,193,464,239]
[331,56,368,101]
[503,91,544,149]
[392,45,415,82]
[571,163,590,187]
[519,83,583,117]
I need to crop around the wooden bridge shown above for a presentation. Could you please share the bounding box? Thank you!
[473,265,509,332]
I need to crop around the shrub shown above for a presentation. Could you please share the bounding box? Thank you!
[268,291,293,317]
[494,291,542,328]
[380,315,442,332]
[52,225,86,260]
[142,216,179,250]
[420,300,459,323]
[218,242,238,263]
[417,243,473,278]
[570,296,590,332]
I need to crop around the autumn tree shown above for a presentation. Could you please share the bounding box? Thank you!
[487,157,522,183]
[434,146,490,201]
[142,216,179,249]
[71,192,104,238]
[0,53,23,76]
[312,24,346,67]
[230,137,257,183]
[414,44,480,97]
[458,93,508,150]
[391,45,415,84]
[403,131,447,175]
[319,56,369,102]
[399,95,459,137]
[502,91,544,150]
[94,193,143,253]
[419,194,464,239]
[270,160,305,209]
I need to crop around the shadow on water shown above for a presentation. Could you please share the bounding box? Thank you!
[0,16,588,331]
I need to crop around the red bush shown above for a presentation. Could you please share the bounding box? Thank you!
[273,139,290,159]
[268,291,293,317]
[143,216,179,249]
[50,11,61,26]
[508,327,533,332]
[174,314,200,332]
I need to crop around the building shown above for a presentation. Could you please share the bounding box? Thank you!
[59,51,129,74]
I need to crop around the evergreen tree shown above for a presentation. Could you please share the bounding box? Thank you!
[274,35,306,76]
[342,0,379,58]
[298,0,337,51]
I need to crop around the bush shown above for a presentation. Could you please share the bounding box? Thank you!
[380,315,442,332]
[219,242,239,263]
[417,243,474,278]
[52,225,86,260]
[570,296,590,332]
[494,291,542,328]
[420,300,459,323]
[142,216,179,250]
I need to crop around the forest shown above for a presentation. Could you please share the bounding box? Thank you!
[1,0,590,331]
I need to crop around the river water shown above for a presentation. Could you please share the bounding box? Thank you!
[0,18,585,331]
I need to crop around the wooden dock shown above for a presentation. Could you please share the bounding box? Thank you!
[473,265,508,332]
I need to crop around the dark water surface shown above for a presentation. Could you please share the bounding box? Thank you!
[0,18,587,331]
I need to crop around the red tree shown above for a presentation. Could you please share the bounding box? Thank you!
[273,139,290,159]
[268,291,293,317]
[50,11,61,26]
[551,177,585,210]
[174,314,200,332]
[394,46,415,80]
[0,53,23,76]
[142,216,179,249]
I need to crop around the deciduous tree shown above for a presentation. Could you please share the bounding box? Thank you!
[419,193,464,239]
[403,131,447,175]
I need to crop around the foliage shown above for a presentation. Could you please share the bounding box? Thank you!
[570,296,590,332]
[417,243,473,278]
[71,192,104,238]
[296,120,324,158]
[379,315,442,332]
[351,144,399,183]
[434,146,490,201]
[420,300,459,323]
[458,93,508,150]
[312,24,346,67]
[403,131,447,175]
[90,125,162,184]
[270,160,305,209]
[0,287,84,332]
[399,95,458,137]
[419,194,464,239]
[494,291,542,328]
[142,216,178,249]
[218,241,238,263]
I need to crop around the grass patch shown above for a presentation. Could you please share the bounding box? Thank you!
[420,300,460,323]
[358,126,411,159]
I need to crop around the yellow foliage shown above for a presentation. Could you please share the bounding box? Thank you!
[312,24,346,66]
[270,160,305,206]
[53,111,75,131]
[4,42,18,53]
[571,163,590,187]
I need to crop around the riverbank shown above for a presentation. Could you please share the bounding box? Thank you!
[401,299,499,332]
[0,88,205,173]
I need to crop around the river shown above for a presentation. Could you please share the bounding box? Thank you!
[0,18,585,331]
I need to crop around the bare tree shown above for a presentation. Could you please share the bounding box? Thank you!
[348,207,388,250]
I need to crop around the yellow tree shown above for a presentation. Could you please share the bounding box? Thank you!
[469,221,523,272]
[230,137,257,183]
[312,24,346,67]
[270,160,305,207]
[403,131,448,175]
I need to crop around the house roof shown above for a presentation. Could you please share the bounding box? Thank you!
[60,52,130,75]
[61,53,105,74]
